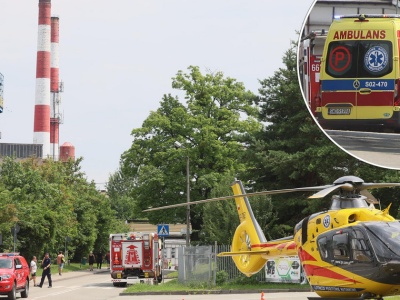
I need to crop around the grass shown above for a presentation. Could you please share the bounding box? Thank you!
[123,281,400,299]
[124,278,311,293]
[35,262,92,276]
[164,271,178,279]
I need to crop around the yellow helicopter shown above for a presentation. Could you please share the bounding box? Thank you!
[145,175,400,300]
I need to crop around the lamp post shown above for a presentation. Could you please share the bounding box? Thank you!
[174,141,190,247]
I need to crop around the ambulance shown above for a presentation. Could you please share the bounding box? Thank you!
[317,14,400,131]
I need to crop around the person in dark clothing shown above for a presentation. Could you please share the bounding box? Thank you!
[88,251,95,271]
[38,252,52,288]
[96,251,103,269]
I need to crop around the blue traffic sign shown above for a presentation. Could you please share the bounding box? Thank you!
[157,224,169,237]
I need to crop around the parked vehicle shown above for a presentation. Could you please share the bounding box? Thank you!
[318,14,400,131]
[0,253,30,300]
[109,232,162,286]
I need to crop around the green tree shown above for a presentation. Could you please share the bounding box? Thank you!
[242,42,400,238]
[240,42,360,237]
[106,169,137,221]
[0,157,123,262]
[120,66,261,237]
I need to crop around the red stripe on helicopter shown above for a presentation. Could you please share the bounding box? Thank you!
[298,247,317,262]
[277,242,296,249]
[303,264,360,283]
[251,241,295,249]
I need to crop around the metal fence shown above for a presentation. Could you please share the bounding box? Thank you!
[215,244,266,282]
[177,245,216,286]
[177,244,266,286]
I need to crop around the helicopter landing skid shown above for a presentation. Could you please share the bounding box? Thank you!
[307,297,363,300]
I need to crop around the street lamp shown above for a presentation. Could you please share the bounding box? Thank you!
[174,141,190,247]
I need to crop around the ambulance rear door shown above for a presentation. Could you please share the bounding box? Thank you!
[355,19,395,121]
[321,31,358,121]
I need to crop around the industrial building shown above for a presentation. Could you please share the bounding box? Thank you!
[0,0,74,162]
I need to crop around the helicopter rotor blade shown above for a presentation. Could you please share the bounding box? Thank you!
[308,183,354,199]
[359,183,400,191]
[142,178,400,212]
[142,185,333,212]
[360,190,379,204]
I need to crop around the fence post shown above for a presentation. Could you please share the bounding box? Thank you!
[213,241,217,286]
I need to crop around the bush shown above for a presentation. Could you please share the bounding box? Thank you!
[216,270,229,285]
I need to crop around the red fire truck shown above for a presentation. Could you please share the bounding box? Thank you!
[109,232,162,286]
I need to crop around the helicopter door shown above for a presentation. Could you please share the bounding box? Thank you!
[317,229,374,282]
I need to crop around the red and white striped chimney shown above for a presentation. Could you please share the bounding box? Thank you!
[33,0,51,158]
[50,16,60,160]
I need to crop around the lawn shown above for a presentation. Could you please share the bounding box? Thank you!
[35,261,91,276]
[124,278,311,293]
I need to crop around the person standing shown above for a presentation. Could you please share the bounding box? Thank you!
[88,251,95,271]
[96,251,103,269]
[38,253,52,288]
[57,251,65,276]
[30,256,37,286]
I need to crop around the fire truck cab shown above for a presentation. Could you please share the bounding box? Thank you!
[299,30,327,116]
[109,232,162,286]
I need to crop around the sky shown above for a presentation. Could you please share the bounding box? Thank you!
[0,0,314,190]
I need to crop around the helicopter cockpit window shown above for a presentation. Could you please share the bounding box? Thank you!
[318,236,329,260]
[351,230,372,262]
[333,232,350,260]
[364,222,400,259]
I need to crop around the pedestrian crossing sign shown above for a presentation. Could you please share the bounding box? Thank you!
[157,224,169,237]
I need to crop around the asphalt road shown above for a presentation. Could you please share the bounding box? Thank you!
[28,269,122,300]
[326,130,400,169]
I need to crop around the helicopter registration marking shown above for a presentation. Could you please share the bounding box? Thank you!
[323,215,330,228]
[312,285,364,292]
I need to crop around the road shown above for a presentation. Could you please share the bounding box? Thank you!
[28,270,121,300]
[23,269,320,300]
[325,130,400,169]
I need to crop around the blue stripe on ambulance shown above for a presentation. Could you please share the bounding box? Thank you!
[321,79,395,91]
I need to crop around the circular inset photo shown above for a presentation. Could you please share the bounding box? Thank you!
[298,0,400,169]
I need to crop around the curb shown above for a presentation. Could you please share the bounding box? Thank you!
[120,289,312,296]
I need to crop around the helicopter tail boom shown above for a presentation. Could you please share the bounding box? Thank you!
[226,181,297,276]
